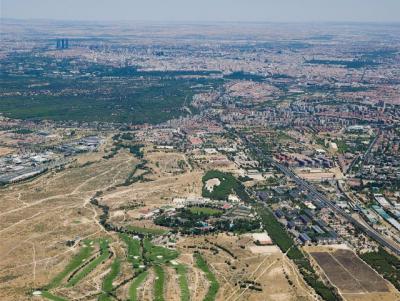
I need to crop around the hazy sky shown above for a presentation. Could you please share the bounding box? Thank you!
[2,0,400,23]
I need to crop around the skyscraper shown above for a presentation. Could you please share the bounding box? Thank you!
[56,38,69,49]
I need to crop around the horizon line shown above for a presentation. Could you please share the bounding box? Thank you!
[3,17,400,25]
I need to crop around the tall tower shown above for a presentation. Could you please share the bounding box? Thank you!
[65,39,69,49]
[61,39,65,49]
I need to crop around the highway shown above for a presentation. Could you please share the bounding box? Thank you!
[243,136,400,256]
[360,131,380,168]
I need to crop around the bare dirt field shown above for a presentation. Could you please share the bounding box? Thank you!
[306,246,400,301]
[178,233,317,301]
[0,150,134,301]
[100,148,203,216]
[0,146,14,156]
[0,146,207,301]
[178,252,209,301]
[0,144,335,301]
[146,149,191,174]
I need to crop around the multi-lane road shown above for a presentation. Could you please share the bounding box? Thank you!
[243,135,400,256]
[272,161,400,256]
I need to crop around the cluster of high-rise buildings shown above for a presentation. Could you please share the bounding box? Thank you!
[56,38,69,49]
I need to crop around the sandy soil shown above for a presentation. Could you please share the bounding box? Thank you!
[0,151,134,301]
[177,233,316,301]
[0,146,14,156]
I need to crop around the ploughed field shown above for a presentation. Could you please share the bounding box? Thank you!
[309,248,399,301]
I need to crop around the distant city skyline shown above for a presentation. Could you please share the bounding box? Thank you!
[2,0,400,23]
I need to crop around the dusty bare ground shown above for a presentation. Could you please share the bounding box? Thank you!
[0,146,14,156]
[0,150,134,301]
[137,268,154,301]
[178,253,209,301]
[177,233,316,301]
[164,265,181,301]
[0,146,204,301]
[100,149,203,215]
[146,149,191,174]
[0,144,329,301]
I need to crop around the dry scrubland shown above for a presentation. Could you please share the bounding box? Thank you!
[101,149,203,213]
[177,234,315,301]
[0,146,14,156]
[1,145,317,301]
[0,148,134,300]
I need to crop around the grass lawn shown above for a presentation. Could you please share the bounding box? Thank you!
[120,233,143,267]
[173,264,190,301]
[129,271,148,301]
[67,239,110,287]
[46,240,94,289]
[188,206,222,216]
[98,258,121,301]
[143,238,179,264]
[194,254,219,301]
[154,265,165,301]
